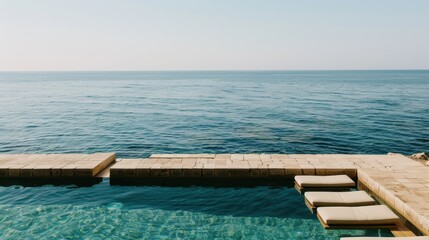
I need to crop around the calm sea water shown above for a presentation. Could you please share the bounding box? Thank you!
[0,70,427,157]
[0,71,423,239]
[0,180,392,239]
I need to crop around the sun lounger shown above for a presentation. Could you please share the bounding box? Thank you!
[304,191,377,213]
[341,237,429,240]
[317,205,400,229]
[294,175,355,193]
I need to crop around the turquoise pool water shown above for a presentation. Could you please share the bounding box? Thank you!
[0,180,392,239]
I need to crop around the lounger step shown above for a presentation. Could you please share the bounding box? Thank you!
[304,191,377,213]
[294,175,355,194]
[317,205,400,229]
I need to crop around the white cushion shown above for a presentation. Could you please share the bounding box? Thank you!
[295,175,355,188]
[305,191,376,207]
[318,205,399,225]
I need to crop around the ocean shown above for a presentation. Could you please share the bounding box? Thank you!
[0,70,427,157]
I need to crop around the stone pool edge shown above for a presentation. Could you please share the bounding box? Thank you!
[1,153,428,236]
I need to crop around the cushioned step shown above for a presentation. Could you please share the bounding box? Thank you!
[318,205,399,225]
[305,191,376,207]
[295,175,355,188]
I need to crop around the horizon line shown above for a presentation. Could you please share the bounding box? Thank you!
[1,69,429,72]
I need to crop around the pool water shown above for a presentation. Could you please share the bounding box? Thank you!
[0,180,393,239]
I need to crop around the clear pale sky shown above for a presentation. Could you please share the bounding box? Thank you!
[1,0,428,71]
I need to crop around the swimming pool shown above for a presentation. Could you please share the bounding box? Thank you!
[0,179,393,239]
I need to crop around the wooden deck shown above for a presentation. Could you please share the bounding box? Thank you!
[0,153,116,178]
[110,153,429,236]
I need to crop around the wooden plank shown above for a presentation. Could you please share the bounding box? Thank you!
[317,213,398,229]
[304,198,316,214]
[391,222,416,237]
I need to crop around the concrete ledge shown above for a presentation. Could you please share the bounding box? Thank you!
[358,168,429,235]
[110,153,429,236]
[110,158,358,179]
[0,153,116,178]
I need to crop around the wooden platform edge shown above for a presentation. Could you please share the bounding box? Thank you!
[316,213,400,230]
[92,153,116,177]
[294,181,354,194]
[304,198,317,213]
[390,221,417,237]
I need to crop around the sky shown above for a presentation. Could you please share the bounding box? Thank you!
[0,0,429,71]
